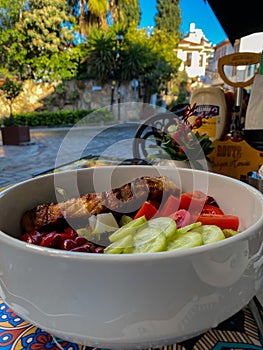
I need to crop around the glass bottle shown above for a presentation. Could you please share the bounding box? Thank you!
[224,106,243,141]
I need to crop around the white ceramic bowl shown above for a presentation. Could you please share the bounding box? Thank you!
[0,165,263,349]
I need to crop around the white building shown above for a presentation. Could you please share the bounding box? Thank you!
[234,33,263,88]
[204,33,263,90]
[205,39,234,87]
[176,23,263,92]
[176,23,214,80]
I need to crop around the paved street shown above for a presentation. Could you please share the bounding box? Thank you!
[0,123,140,188]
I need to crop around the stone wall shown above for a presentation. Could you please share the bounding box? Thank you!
[0,79,140,118]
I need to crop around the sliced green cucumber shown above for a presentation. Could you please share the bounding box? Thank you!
[193,225,225,245]
[134,226,162,244]
[177,222,202,235]
[147,217,177,240]
[167,232,203,251]
[109,216,147,242]
[123,246,135,254]
[104,234,133,254]
[119,214,133,227]
[134,228,167,253]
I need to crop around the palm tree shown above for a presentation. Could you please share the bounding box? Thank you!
[85,29,116,82]
[68,0,108,39]
[87,0,108,30]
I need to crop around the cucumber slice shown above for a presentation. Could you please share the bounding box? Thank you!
[177,222,202,235]
[197,225,225,245]
[109,216,147,242]
[134,226,162,244]
[119,215,133,227]
[147,217,177,240]
[104,234,133,254]
[123,246,135,254]
[167,232,203,251]
[134,228,167,253]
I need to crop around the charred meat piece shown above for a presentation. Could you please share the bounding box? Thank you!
[20,175,179,233]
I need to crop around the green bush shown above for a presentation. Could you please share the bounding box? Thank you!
[1,109,115,127]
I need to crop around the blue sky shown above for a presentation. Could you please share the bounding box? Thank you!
[139,0,228,45]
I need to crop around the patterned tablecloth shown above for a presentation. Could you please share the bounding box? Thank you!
[0,296,263,350]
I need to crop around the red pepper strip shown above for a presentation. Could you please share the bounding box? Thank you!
[196,214,239,231]
[134,201,158,220]
[158,194,180,217]
[179,190,207,211]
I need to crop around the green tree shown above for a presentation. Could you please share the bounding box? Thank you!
[137,28,181,101]
[0,0,23,75]
[84,25,152,84]
[0,0,85,81]
[0,0,23,28]
[67,0,139,39]
[172,70,191,104]
[0,0,182,102]
[147,0,182,100]
[87,0,108,29]
[120,0,140,27]
[15,0,79,80]
[83,25,181,103]
[155,0,182,36]
[68,0,108,39]
[0,78,23,118]
[109,0,140,27]
[85,28,116,82]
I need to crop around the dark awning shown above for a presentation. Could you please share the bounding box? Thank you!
[205,0,263,44]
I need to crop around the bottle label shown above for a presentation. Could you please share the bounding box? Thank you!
[193,105,219,117]
[192,104,220,139]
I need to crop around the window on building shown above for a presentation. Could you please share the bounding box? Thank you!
[186,53,192,67]
[254,63,259,74]
[199,55,203,67]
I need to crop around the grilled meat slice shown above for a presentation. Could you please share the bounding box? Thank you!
[20,175,179,233]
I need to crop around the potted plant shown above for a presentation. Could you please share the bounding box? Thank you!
[0,78,30,145]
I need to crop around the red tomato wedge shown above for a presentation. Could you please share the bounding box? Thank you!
[169,209,192,228]
[179,190,207,213]
[158,194,180,217]
[134,201,158,220]
[201,205,224,215]
[197,214,239,231]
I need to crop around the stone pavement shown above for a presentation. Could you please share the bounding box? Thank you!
[0,123,140,188]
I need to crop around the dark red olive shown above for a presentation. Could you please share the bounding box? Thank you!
[205,196,219,208]
[74,236,88,246]
[20,231,42,245]
[20,226,106,254]
[40,232,62,248]
[64,227,78,238]
[61,239,78,250]
[70,245,88,252]
[94,246,104,254]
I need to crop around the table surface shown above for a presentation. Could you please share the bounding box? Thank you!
[0,296,263,350]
